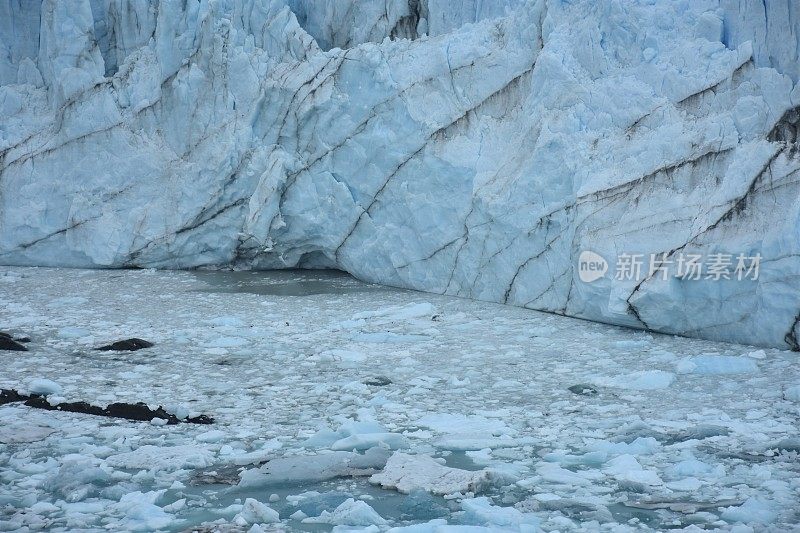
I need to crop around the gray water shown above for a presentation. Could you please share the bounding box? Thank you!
[166,477,455,532]
[192,269,395,297]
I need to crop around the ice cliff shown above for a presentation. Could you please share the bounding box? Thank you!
[1,0,799,349]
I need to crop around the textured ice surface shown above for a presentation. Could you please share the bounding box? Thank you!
[1,1,799,349]
[370,452,495,495]
[0,267,799,531]
[676,354,760,374]
[302,497,387,526]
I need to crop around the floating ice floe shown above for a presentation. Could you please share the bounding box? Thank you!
[350,303,438,323]
[602,454,663,486]
[721,497,778,525]
[370,452,496,495]
[105,445,216,471]
[532,462,601,486]
[416,413,524,451]
[56,326,90,339]
[585,437,661,456]
[311,348,369,364]
[461,497,540,531]
[239,447,391,487]
[304,420,410,451]
[232,498,280,526]
[593,370,675,390]
[108,490,173,532]
[27,378,62,396]
[195,429,228,443]
[676,355,759,374]
[785,384,800,402]
[302,497,387,527]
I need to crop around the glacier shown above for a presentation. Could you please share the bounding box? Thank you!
[1,0,799,349]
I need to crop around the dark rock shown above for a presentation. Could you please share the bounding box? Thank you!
[95,338,154,351]
[568,384,598,396]
[26,396,106,417]
[1,332,31,343]
[364,376,392,386]
[0,336,28,351]
[768,105,800,144]
[1,388,213,424]
[186,414,214,424]
[0,389,29,404]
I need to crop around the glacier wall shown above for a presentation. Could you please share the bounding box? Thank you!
[1,0,799,350]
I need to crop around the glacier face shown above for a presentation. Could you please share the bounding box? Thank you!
[0,0,799,349]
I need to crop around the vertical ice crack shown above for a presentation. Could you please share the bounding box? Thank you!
[784,311,800,351]
[624,146,785,329]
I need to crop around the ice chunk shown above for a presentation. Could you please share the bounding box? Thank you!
[233,498,280,525]
[677,355,759,375]
[239,448,390,487]
[105,445,215,471]
[721,497,777,525]
[306,421,409,451]
[289,490,351,517]
[665,477,703,491]
[594,370,675,390]
[351,302,437,322]
[195,429,227,443]
[416,414,512,436]
[303,498,386,526]
[57,327,90,339]
[461,497,539,529]
[111,491,173,532]
[208,316,246,327]
[208,336,248,348]
[586,437,661,456]
[331,432,410,451]
[664,458,717,479]
[535,463,595,486]
[312,349,368,363]
[370,452,495,495]
[416,413,517,450]
[602,455,662,485]
[27,378,62,396]
[541,450,608,468]
[45,461,110,502]
[785,384,800,402]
